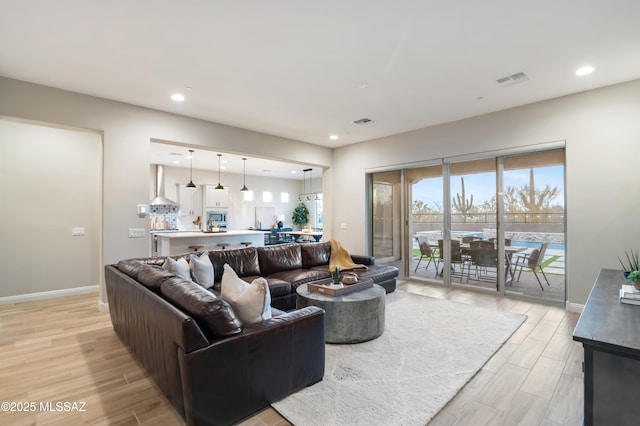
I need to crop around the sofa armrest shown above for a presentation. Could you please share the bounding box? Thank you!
[178,306,325,426]
[351,254,375,265]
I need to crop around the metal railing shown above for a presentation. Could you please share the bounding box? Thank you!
[412,212,564,224]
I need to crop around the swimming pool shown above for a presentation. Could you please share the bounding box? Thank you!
[511,241,564,250]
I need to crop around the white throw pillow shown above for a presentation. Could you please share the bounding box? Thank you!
[162,257,190,280]
[220,264,272,324]
[190,252,214,289]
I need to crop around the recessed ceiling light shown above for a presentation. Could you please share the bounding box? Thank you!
[576,66,594,76]
[171,93,185,102]
[291,170,298,174]
[329,134,339,140]
[172,160,180,164]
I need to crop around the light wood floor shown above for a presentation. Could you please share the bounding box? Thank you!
[0,282,583,425]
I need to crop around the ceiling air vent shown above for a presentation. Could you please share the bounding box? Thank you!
[352,117,374,126]
[496,71,530,87]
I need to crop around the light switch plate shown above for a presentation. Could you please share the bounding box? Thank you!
[72,227,85,236]
[128,228,145,238]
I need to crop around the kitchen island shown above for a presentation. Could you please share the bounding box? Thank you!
[154,230,266,255]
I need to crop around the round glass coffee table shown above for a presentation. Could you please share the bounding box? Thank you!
[296,281,385,344]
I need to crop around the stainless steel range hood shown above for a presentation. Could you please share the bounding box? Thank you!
[150,164,178,206]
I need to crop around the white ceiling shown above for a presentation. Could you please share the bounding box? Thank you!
[2,1,640,163]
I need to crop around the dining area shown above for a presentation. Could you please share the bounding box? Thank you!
[412,235,557,295]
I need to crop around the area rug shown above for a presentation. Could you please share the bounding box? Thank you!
[272,291,526,426]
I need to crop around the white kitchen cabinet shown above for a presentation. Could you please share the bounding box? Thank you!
[177,184,203,216]
[205,185,229,208]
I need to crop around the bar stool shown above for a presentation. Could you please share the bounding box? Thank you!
[240,242,252,248]
[188,245,204,253]
[216,243,229,250]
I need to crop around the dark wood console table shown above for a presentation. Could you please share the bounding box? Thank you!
[573,268,640,426]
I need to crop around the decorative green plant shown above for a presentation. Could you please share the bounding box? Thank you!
[331,266,342,284]
[618,249,640,272]
[628,270,640,283]
[291,202,309,228]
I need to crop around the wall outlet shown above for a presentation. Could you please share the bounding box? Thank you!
[128,228,145,238]
[72,227,85,236]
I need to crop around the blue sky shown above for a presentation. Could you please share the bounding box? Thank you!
[413,165,565,209]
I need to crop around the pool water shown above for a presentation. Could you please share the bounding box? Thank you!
[512,241,564,250]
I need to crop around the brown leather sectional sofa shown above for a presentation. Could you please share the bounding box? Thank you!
[104,242,398,425]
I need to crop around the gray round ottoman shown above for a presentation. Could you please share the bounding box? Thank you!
[296,283,385,344]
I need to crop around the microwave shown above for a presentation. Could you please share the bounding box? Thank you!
[206,211,228,228]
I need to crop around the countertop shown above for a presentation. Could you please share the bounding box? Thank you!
[155,230,266,239]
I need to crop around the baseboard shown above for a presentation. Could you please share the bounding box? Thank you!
[0,285,99,305]
[566,301,584,313]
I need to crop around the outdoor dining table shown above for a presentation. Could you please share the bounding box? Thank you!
[459,243,528,284]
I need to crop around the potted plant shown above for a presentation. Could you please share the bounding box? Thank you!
[618,249,640,279]
[291,202,309,230]
[628,270,640,291]
[331,266,342,285]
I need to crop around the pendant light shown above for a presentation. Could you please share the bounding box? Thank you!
[215,153,224,190]
[304,168,312,201]
[186,149,196,188]
[240,157,249,191]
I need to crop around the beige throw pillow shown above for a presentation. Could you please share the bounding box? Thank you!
[220,264,272,324]
[190,252,214,289]
[162,257,190,280]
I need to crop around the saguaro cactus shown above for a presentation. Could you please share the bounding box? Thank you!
[453,177,474,218]
[518,168,559,212]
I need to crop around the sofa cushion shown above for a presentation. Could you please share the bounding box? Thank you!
[208,247,260,283]
[116,260,176,292]
[116,259,147,279]
[160,278,242,338]
[163,257,191,280]
[190,251,214,289]
[300,242,331,269]
[221,264,272,324]
[262,277,293,298]
[137,265,176,292]
[269,269,331,288]
[351,264,399,283]
[258,243,302,276]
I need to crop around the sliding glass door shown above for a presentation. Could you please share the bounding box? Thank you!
[372,171,402,264]
[408,166,444,282]
[369,147,566,303]
[502,149,565,302]
[449,158,499,290]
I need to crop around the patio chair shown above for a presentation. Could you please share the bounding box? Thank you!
[468,241,499,282]
[414,236,437,272]
[437,239,467,281]
[513,242,550,290]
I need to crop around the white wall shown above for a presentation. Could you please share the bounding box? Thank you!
[331,79,640,305]
[0,120,101,298]
[0,76,332,308]
[2,75,639,306]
